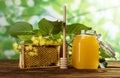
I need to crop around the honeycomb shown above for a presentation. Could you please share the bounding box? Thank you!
[20,45,60,69]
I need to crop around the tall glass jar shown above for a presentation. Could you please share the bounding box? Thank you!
[72,30,99,69]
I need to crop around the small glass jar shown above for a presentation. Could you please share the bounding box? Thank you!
[72,30,99,69]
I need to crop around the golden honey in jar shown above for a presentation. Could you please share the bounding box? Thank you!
[72,30,99,69]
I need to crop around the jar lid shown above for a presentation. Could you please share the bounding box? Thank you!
[85,30,96,35]
[99,41,116,59]
[81,30,96,35]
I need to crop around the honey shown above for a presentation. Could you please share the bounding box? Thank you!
[72,31,99,69]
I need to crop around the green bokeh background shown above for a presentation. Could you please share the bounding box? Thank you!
[0,0,120,60]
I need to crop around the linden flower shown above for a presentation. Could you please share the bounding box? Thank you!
[28,45,33,50]
[25,46,29,51]
[13,47,19,52]
[45,40,53,45]
[33,39,39,45]
[13,42,18,48]
[57,39,62,43]
[54,41,59,45]
[29,51,38,56]
[18,45,21,49]
[39,39,46,46]
[29,52,35,56]
[33,47,38,52]
[38,35,43,40]
[31,36,35,41]
[13,42,19,52]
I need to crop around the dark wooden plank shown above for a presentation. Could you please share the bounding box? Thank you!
[107,61,120,68]
[0,60,120,78]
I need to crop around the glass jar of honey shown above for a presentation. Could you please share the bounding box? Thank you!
[72,30,99,69]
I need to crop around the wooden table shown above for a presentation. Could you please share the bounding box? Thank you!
[0,60,120,78]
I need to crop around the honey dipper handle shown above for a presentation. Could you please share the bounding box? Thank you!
[60,5,68,69]
[63,5,66,58]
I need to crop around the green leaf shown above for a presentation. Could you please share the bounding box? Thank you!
[8,22,34,38]
[17,35,33,41]
[51,21,62,34]
[66,23,91,35]
[50,32,62,40]
[38,18,54,36]
[33,29,41,36]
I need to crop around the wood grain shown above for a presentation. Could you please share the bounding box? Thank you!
[0,60,120,78]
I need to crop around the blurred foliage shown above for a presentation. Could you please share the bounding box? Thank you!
[0,0,120,60]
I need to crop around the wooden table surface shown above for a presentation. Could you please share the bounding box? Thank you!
[0,60,120,78]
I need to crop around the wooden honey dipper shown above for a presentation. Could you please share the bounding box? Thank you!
[60,5,68,69]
